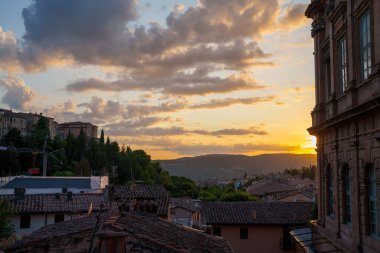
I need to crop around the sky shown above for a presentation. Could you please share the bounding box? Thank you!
[0,0,316,159]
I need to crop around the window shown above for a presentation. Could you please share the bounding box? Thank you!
[338,37,347,95]
[213,227,221,236]
[369,167,378,236]
[360,12,371,80]
[240,227,248,239]
[54,214,64,223]
[342,165,352,224]
[326,165,334,217]
[20,215,31,229]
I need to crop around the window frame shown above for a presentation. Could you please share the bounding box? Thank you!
[326,165,334,217]
[337,36,348,95]
[240,227,249,239]
[20,215,31,229]
[369,166,378,237]
[213,226,221,236]
[359,11,372,81]
[54,214,65,223]
[342,165,352,225]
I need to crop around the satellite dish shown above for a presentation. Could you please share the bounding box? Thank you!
[88,202,93,216]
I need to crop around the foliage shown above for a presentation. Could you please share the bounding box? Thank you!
[284,166,316,180]
[221,190,259,202]
[0,200,14,241]
[53,170,75,177]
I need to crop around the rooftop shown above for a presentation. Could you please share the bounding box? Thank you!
[3,177,91,189]
[247,178,296,196]
[7,211,233,253]
[0,193,109,214]
[203,202,314,225]
[111,184,169,216]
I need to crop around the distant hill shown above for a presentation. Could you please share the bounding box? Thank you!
[156,153,316,181]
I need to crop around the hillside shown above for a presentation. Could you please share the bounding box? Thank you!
[156,153,317,181]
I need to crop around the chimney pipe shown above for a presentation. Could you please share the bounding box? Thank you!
[67,191,73,201]
[14,188,25,201]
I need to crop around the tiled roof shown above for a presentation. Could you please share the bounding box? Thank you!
[112,184,169,215]
[170,198,198,212]
[247,179,296,196]
[203,202,313,225]
[0,193,109,214]
[7,211,233,253]
[4,177,91,189]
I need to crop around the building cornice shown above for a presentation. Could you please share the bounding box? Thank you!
[308,95,380,135]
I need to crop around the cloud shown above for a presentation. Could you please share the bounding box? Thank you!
[189,96,275,109]
[0,76,36,110]
[0,27,20,73]
[0,0,294,96]
[105,121,267,137]
[279,4,308,30]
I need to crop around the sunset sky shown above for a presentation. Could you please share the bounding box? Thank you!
[0,0,316,159]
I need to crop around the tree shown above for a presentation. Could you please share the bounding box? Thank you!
[99,129,105,144]
[0,200,14,240]
[221,190,259,202]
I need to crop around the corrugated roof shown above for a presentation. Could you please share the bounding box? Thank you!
[203,202,313,225]
[4,177,91,189]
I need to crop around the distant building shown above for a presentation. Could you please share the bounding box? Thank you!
[302,0,380,252]
[0,108,58,139]
[0,109,27,137]
[202,202,314,253]
[0,176,109,194]
[247,178,299,201]
[58,121,98,139]
[169,198,199,227]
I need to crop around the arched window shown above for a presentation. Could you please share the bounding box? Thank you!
[367,163,378,236]
[342,164,351,224]
[326,164,334,216]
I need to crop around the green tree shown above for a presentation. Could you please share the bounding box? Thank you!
[0,200,14,240]
[221,190,259,202]
[99,129,105,144]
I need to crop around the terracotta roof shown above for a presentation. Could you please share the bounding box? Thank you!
[0,193,109,214]
[247,179,296,196]
[203,202,313,225]
[112,184,169,216]
[170,198,198,212]
[7,211,233,253]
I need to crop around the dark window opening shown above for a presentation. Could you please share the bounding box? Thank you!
[240,227,248,239]
[20,215,30,229]
[55,214,64,223]
[213,227,221,236]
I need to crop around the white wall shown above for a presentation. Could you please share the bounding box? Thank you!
[11,213,88,238]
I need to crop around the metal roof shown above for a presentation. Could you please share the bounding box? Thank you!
[3,177,91,189]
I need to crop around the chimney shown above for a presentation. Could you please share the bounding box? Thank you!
[14,188,25,201]
[55,193,60,200]
[62,187,68,193]
[252,209,257,221]
[67,191,73,201]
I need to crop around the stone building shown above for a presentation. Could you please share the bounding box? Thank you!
[0,109,27,137]
[305,0,380,252]
[58,121,98,139]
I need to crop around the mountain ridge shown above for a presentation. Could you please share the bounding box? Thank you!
[156,153,317,181]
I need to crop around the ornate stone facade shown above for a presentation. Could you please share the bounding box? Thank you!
[306,0,380,252]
